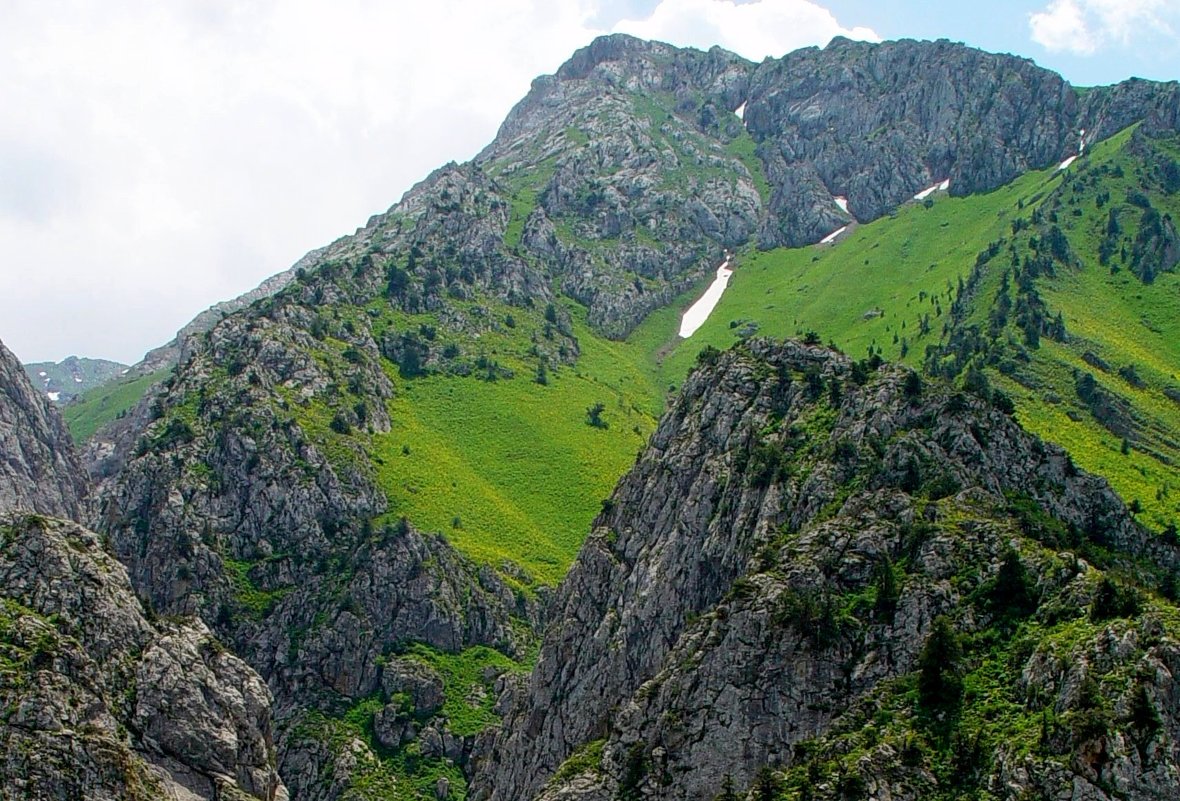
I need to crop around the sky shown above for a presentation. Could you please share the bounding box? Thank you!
[2,0,1178,365]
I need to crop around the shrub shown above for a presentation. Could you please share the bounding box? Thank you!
[988,549,1037,621]
[696,345,721,367]
[586,402,608,429]
[1089,576,1140,621]
[873,556,899,619]
[991,389,1015,415]
[329,412,352,435]
[903,371,923,399]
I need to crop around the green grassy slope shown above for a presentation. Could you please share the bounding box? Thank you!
[371,311,660,585]
[63,368,170,443]
[632,125,1180,531]
[632,163,1059,388]
[282,297,662,587]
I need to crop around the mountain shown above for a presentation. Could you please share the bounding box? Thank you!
[0,337,88,519]
[21,355,129,403]
[9,33,1178,801]
[475,340,1180,801]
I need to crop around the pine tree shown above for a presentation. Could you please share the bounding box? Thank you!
[918,615,963,714]
[874,556,899,620]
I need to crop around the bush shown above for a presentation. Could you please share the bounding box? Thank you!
[1069,675,1112,743]
[991,389,1015,415]
[747,443,790,488]
[903,371,923,399]
[586,402,608,429]
[873,557,899,619]
[1089,576,1140,621]
[696,345,722,367]
[329,412,352,435]
[988,549,1037,621]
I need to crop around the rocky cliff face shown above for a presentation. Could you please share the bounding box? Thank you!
[745,37,1077,246]
[0,337,88,520]
[475,340,1180,801]
[0,515,285,800]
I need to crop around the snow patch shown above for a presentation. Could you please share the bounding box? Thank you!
[1058,155,1077,171]
[820,225,848,245]
[38,371,46,377]
[74,376,82,383]
[47,391,60,402]
[834,196,849,214]
[913,179,950,202]
[679,257,735,339]
[734,102,746,120]
[121,368,130,375]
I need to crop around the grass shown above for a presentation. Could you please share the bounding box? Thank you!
[63,368,170,443]
[403,643,525,736]
[630,165,1060,393]
[371,304,661,585]
[223,558,293,620]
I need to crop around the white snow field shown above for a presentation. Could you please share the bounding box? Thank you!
[819,225,849,245]
[679,256,735,338]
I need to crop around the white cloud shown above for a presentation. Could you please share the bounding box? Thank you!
[1030,0,1173,55]
[1030,0,1098,54]
[614,0,880,60]
[0,0,873,364]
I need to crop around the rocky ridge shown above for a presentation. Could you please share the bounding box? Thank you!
[21,355,128,403]
[478,35,1179,331]
[475,340,1180,801]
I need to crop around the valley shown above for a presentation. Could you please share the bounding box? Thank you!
[3,30,1180,801]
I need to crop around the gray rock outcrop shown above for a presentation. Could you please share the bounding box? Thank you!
[0,337,88,520]
[0,515,286,800]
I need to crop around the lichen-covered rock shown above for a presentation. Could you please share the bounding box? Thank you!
[0,515,285,800]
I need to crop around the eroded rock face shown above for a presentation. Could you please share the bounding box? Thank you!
[0,515,285,801]
[475,341,1180,801]
[0,337,88,520]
